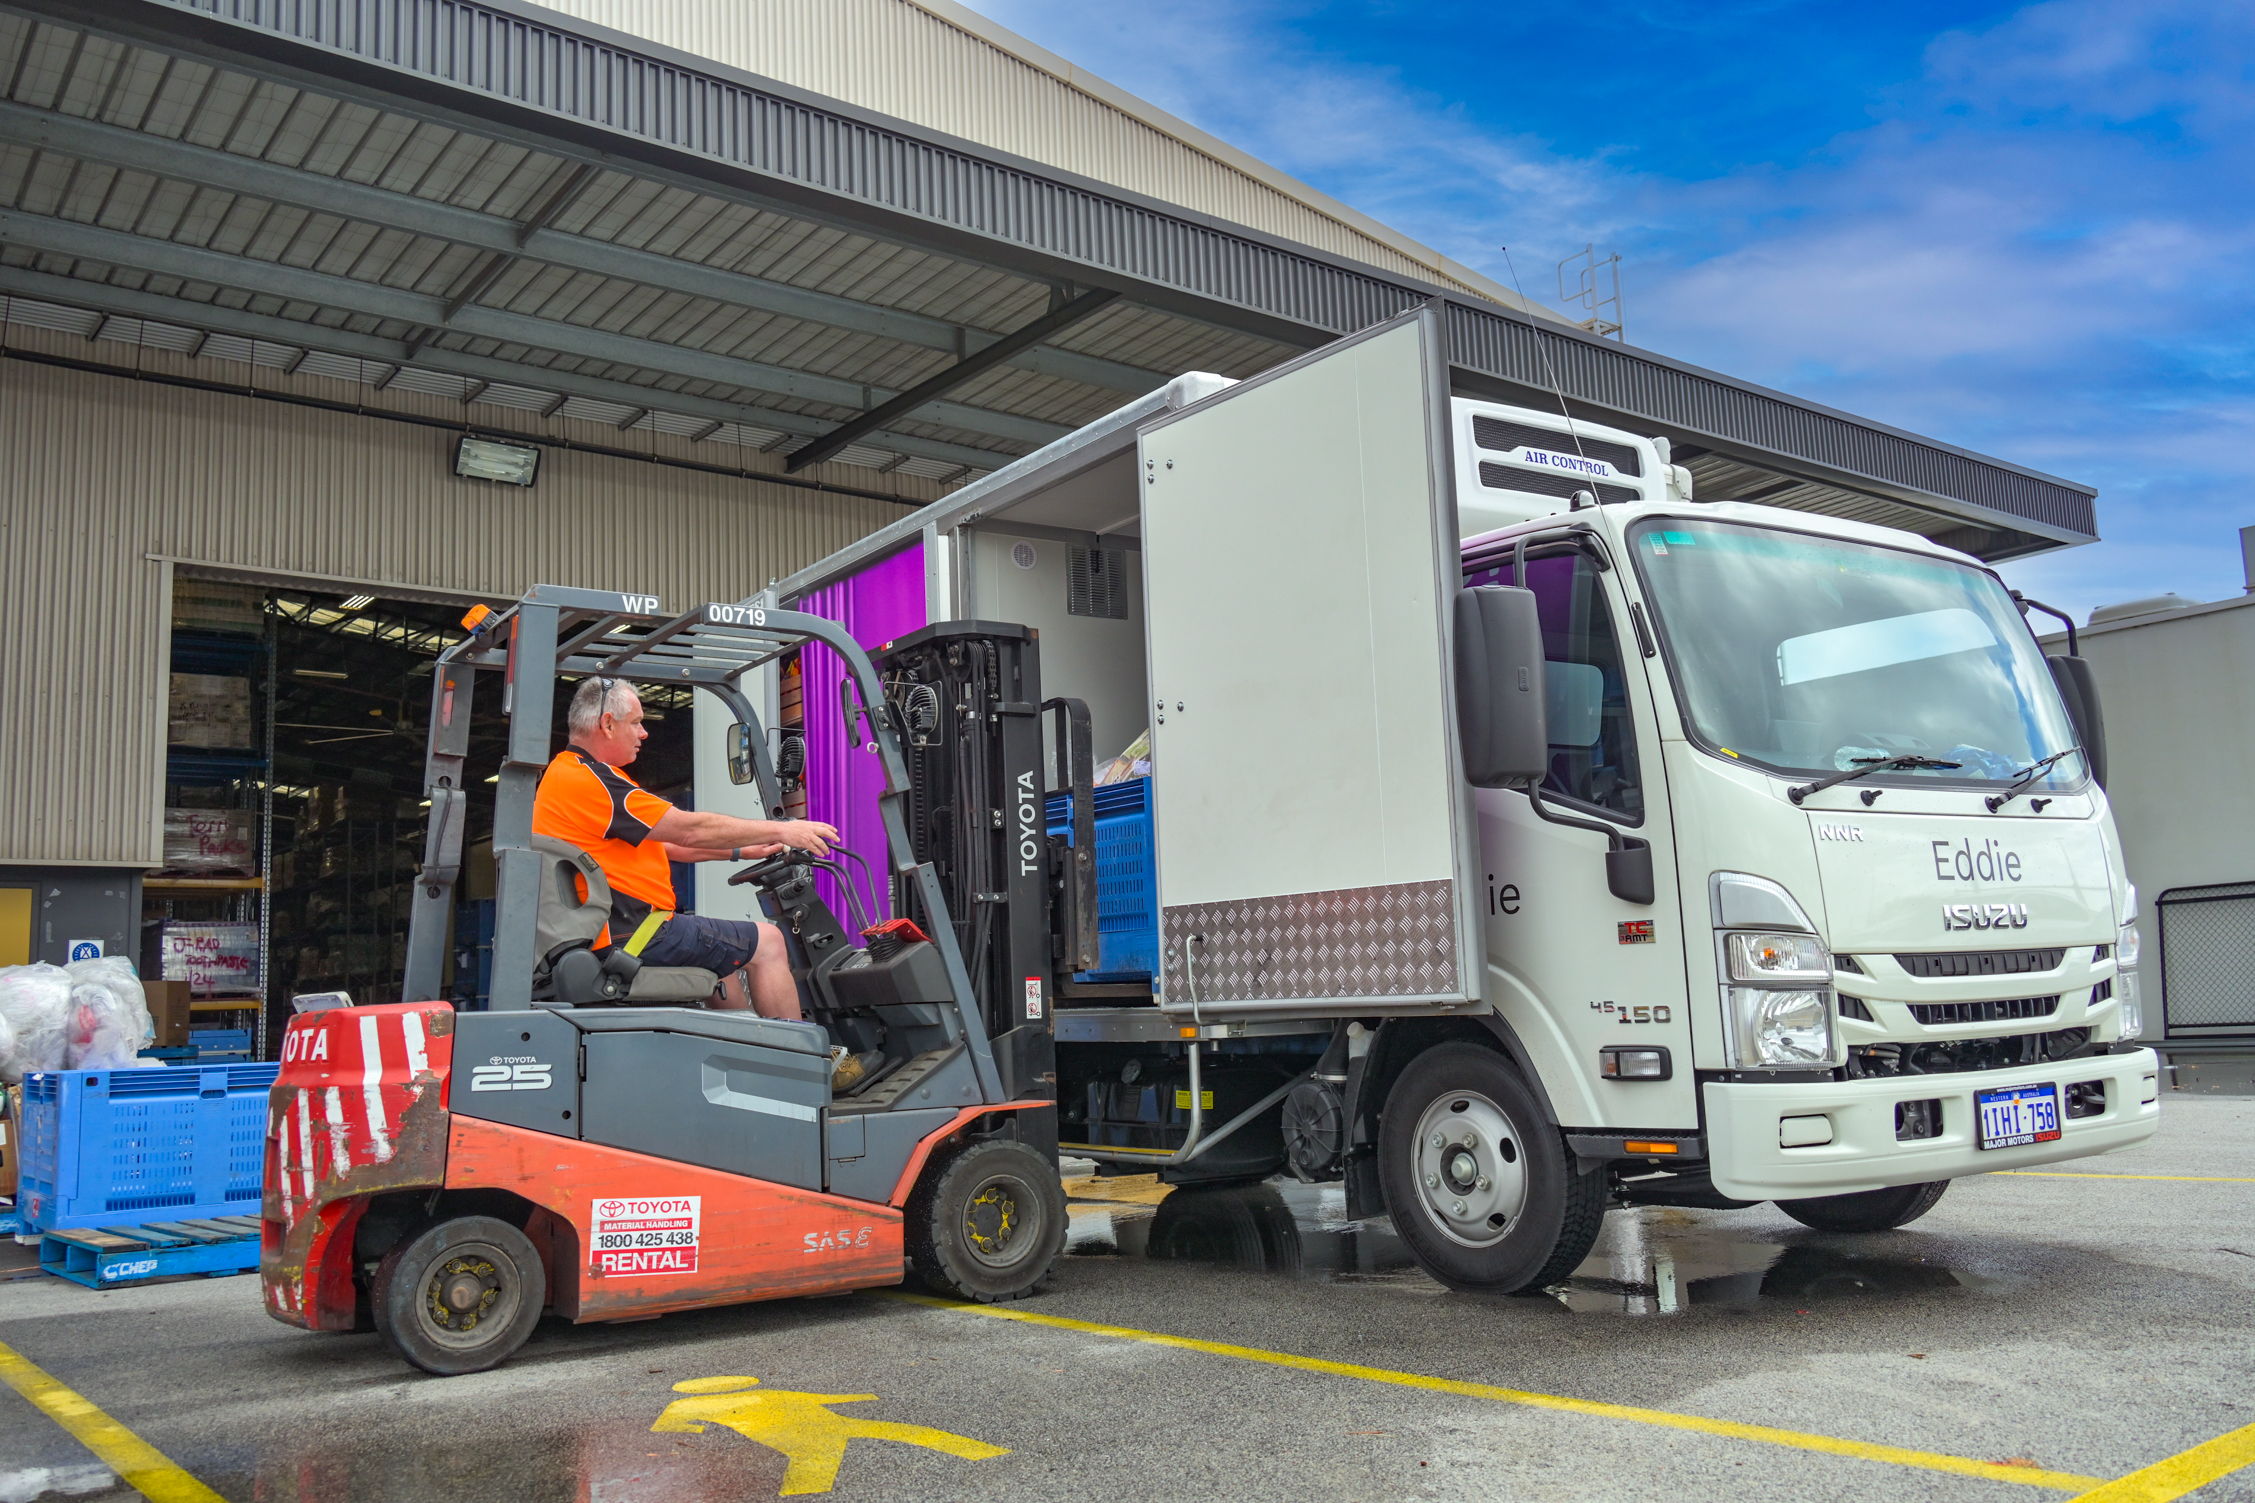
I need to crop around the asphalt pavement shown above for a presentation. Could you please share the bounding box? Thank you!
[4,1097,2253,1503]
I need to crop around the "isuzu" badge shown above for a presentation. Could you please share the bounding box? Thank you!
[1943,902,2030,932]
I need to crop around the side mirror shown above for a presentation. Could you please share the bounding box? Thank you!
[1607,842,1656,906]
[726,722,757,786]
[2045,656,2107,788]
[1454,586,1549,787]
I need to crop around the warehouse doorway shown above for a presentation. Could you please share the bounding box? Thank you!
[151,574,710,1057]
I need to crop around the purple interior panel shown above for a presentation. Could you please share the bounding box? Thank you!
[798,544,927,928]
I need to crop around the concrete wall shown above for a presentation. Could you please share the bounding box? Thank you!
[2053,597,2255,1036]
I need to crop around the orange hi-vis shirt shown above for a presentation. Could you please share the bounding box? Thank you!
[532,748,677,937]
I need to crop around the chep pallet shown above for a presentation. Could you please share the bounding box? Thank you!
[38,1215,262,1288]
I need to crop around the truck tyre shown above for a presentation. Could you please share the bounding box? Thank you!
[907,1139,1067,1303]
[1776,1180,1948,1233]
[371,1215,545,1376]
[1379,1043,1605,1294]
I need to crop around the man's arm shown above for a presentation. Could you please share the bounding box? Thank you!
[646,808,840,856]
[660,841,785,864]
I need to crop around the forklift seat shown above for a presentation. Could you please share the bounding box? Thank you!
[531,836,722,1003]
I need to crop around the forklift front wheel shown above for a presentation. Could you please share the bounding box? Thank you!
[906,1139,1067,1303]
[371,1215,546,1376]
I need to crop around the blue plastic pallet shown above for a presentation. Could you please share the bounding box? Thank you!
[1046,780,1158,983]
[17,1064,278,1234]
[38,1216,262,1288]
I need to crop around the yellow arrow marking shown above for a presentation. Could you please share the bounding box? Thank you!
[653,1376,1007,1496]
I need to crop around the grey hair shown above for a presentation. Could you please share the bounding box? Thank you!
[567,676,638,737]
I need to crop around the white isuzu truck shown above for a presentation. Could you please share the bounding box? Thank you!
[725,305,2158,1294]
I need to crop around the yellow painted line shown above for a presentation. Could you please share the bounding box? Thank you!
[0,1339,226,1503]
[888,1295,2101,1491]
[1994,1172,2255,1183]
[2066,1420,2255,1501]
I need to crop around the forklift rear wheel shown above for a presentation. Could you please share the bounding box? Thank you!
[906,1139,1067,1303]
[371,1215,546,1376]
[1776,1179,1949,1233]
[1378,1043,1606,1295]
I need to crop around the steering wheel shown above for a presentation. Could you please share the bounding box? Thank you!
[725,847,816,888]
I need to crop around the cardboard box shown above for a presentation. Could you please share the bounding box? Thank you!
[144,979,194,1048]
[149,920,264,997]
[171,579,264,635]
[162,808,258,875]
[168,672,253,749]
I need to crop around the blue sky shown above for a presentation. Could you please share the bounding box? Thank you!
[976,0,2255,620]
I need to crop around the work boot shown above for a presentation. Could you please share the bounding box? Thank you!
[829,1046,882,1093]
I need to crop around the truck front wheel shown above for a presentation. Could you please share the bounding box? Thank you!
[1378,1043,1605,1294]
[1776,1180,1948,1233]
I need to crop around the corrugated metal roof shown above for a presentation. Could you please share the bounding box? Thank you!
[0,2,2098,555]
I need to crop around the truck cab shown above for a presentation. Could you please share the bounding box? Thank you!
[1452,442,2156,1219]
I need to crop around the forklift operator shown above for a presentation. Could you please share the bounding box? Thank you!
[533,676,839,1019]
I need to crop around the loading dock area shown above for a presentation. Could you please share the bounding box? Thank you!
[6,1098,2253,1502]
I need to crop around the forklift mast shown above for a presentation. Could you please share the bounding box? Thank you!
[397,583,1009,1104]
[877,621,1091,1116]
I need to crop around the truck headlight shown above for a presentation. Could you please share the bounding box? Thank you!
[1726,932,1830,984]
[1726,986,1837,1068]
[2117,920,2141,970]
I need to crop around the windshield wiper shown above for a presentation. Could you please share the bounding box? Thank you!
[1985,747,2085,812]
[1787,754,1963,806]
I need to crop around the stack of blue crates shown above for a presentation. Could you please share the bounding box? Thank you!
[16,1063,279,1234]
[1044,779,1158,984]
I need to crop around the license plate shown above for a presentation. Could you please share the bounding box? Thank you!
[1976,1083,2062,1149]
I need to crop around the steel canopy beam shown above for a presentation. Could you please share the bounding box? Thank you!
[0,264,1024,472]
[3,0,2094,552]
[0,100,1168,399]
[0,207,1074,449]
[788,288,1119,472]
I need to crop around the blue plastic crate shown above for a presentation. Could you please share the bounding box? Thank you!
[1046,780,1158,983]
[17,1064,278,1234]
[188,1028,253,1051]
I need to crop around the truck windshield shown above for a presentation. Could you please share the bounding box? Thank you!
[1628,518,2081,788]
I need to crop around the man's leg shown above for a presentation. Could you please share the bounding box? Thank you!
[742,921,800,1019]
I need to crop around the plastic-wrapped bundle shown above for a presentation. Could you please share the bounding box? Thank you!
[64,956,158,1071]
[0,963,73,1082]
[0,1009,14,1074]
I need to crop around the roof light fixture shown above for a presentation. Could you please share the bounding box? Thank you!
[340,594,375,610]
[455,435,541,487]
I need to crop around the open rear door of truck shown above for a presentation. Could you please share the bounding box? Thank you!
[1137,305,1482,1014]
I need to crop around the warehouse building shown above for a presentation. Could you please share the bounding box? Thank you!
[2043,540,2255,1054]
[0,0,2100,1054]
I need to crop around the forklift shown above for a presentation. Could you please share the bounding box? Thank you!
[259,585,1096,1375]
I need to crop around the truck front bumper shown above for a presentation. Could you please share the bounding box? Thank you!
[1704,1047,2159,1201]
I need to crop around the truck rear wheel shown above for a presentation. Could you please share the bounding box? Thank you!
[1378,1043,1604,1294]
[1776,1180,1948,1233]
[371,1215,545,1376]
[906,1139,1067,1303]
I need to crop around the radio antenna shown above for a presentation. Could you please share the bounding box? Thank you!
[1499,244,1589,463]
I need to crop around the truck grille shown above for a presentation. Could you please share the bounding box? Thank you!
[1907,995,2059,1025]
[1844,1026,2092,1079]
[1894,948,2065,978]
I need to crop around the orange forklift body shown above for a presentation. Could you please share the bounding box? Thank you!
[262,1000,1034,1331]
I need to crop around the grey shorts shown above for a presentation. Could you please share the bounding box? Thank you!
[635,913,761,977]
